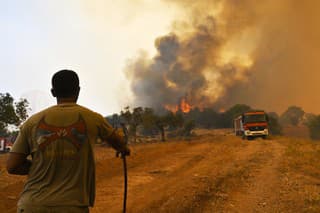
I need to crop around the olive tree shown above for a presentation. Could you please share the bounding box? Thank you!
[0,93,29,135]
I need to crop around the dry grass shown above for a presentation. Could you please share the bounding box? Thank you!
[281,138,320,212]
[283,125,310,139]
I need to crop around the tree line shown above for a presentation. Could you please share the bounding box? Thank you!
[108,104,320,142]
[107,104,283,143]
[1,91,320,141]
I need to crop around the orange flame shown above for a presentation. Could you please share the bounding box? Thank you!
[164,104,179,113]
[219,108,226,113]
[164,97,192,113]
[180,98,191,113]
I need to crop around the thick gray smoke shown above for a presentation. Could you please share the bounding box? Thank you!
[125,0,320,114]
[125,16,249,111]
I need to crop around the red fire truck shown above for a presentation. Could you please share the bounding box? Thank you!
[0,137,13,152]
[0,137,7,152]
[234,110,269,139]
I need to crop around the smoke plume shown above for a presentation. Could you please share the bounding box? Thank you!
[125,0,320,114]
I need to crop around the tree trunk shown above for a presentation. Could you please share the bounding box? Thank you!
[160,127,165,142]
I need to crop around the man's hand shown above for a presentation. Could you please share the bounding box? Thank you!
[116,147,130,158]
[122,147,130,156]
[6,152,31,175]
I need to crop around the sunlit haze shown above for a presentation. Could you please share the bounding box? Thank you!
[1,0,180,116]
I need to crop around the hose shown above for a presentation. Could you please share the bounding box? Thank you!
[122,155,128,213]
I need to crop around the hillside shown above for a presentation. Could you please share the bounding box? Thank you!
[1,130,320,212]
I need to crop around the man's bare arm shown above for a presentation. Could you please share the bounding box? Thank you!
[6,152,31,175]
[106,130,130,156]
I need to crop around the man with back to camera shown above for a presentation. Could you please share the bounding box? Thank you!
[6,70,130,213]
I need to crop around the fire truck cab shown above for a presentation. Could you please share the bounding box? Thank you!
[234,110,269,139]
[0,137,7,152]
[0,137,12,152]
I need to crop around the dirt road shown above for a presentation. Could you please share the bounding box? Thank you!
[1,129,320,212]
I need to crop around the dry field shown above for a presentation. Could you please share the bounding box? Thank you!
[1,129,320,212]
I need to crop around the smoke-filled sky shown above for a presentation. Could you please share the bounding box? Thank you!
[126,0,320,114]
[2,0,320,116]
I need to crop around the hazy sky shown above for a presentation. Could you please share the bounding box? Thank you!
[1,0,180,115]
[2,0,320,117]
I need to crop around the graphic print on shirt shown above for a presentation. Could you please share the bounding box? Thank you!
[36,115,88,160]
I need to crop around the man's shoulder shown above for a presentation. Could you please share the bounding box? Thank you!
[24,104,105,127]
[76,105,102,117]
[20,106,54,129]
[25,106,55,122]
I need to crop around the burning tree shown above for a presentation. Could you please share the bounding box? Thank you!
[165,97,192,114]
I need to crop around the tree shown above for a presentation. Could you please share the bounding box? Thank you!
[306,115,320,140]
[120,106,143,143]
[268,112,279,120]
[267,112,282,135]
[199,108,219,128]
[280,106,305,126]
[108,113,120,128]
[155,115,167,142]
[141,109,186,142]
[165,111,184,130]
[156,111,184,141]
[185,107,219,128]
[141,107,158,136]
[181,120,196,137]
[0,93,29,136]
[149,110,183,142]
[302,113,316,126]
[185,107,201,125]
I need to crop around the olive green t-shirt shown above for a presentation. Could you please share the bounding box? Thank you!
[11,103,122,207]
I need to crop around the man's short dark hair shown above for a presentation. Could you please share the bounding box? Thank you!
[51,70,80,98]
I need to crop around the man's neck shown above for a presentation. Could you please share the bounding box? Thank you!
[56,97,77,105]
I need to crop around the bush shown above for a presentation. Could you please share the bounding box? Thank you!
[268,113,282,135]
[306,115,320,140]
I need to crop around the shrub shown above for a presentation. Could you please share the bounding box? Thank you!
[306,115,320,140]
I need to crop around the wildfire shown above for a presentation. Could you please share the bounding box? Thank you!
[164,104,179,113]
[180,98,191,113]
[219,108,226,113]
[164,97,192,113]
